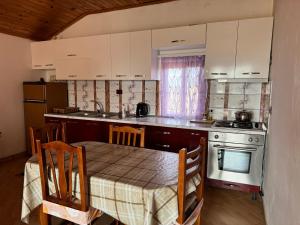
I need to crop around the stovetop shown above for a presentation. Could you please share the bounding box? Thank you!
[213,120,263,130]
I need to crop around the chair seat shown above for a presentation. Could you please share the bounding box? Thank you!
[42,200,103,225]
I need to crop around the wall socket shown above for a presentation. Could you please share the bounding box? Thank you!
[116,89,123,95]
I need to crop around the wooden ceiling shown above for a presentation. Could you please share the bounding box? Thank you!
[0,0,176,41]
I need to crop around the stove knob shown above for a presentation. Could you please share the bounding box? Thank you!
[248,137,253,142]
[214,134,219,139]
[255,138,259,142]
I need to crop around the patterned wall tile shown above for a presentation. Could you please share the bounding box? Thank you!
[110,104,120,113]
[122,81,142,93]
[149,105,156,115]
[210,81,226,94]
[76,81,94,111]
[228,83,244,94]
[209,94,225,108]
[95,81,106,106]
[228,94,244,109]
[145,81,157,92]
[244,95,261,110]
[110,81,119,93]
[245,83,262,95]
[209,108,226,120]
[67,81,76,107]
[145,92,156,106]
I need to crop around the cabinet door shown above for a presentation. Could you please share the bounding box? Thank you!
[111,33,131,80]
[55,57,91,80]
[55,38,88,59]
[130,30,152,80]
[86,35,112,80]
[152,24,206,49]
[235,17,273,79]
[31,41,55,69]
[205,21,238,79]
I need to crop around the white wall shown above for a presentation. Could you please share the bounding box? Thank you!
[0,33,33,158]
[263,0,300,225]
[59,0,273,38]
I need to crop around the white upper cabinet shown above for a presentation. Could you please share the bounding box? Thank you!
[130,30,152,80]
[235,17,273,79]
[31,41,55,69]
[86,35,111,80]
[152,24,206,49]
[110,33,131,80]
[205,21,238,79]
[55,35,111,80]
[55,57,91,80]
[54,38,88,59]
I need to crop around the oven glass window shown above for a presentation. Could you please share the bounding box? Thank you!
[218,150,251,174]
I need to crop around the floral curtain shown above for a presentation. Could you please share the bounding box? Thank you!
[160,55,207,119]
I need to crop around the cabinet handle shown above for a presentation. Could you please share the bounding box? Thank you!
[171,40,186,43]
[67,54,77,57]
[224,183,239,188]
[242,72,261,75]
[211,72,228,75]
[162,131,171,135]
[45,64,53,66]
[134,75,144,78]
[96,75,105,77]
[155,144,170,148]
[191,132,200,136]
[68,75,77,78]
[34,65,42,67]
[116,75,128,77]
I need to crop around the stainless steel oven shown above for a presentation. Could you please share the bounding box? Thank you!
[207,131,265,187]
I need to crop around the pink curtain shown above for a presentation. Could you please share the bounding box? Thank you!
[160,56,207,119]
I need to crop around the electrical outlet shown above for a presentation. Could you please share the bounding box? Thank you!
[116,89,123,95]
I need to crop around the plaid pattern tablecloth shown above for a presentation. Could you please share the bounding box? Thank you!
[21,141,200,225]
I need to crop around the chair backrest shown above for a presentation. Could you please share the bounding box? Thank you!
[36,140,88,212]
[109,124,145,148]
[177,137,207,224]
[29,123,66,155]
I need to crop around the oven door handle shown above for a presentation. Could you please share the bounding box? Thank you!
[213,145,257,152]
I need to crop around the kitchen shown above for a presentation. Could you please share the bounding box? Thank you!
[0,0,299,225]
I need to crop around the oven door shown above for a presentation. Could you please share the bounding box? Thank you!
[207,141,264,186]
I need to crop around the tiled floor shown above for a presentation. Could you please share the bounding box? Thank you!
[0,155,265,225]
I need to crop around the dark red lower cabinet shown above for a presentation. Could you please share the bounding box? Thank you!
[207,178,260,193]
[44,116,208,154]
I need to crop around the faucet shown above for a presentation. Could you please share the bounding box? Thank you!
[90,100,105,114]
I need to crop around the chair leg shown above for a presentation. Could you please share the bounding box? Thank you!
[39,205,50,225]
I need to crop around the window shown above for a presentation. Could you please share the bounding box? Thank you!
[160,56,207,119]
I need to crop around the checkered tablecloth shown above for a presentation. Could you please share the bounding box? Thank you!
[21,141,200,225]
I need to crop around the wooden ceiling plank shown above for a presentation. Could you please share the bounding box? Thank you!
[0,0,177,40]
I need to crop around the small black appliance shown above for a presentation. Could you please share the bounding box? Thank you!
[136,102,149,117]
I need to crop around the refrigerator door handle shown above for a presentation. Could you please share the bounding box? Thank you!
[24,99,47,103]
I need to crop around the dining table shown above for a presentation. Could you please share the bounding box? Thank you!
[21,141,201,225]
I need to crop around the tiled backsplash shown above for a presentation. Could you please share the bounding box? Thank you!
[207,80,271,123]
[68,80,158,115]
[68,80,270,122]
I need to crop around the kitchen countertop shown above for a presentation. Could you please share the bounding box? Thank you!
[44,113,266,135]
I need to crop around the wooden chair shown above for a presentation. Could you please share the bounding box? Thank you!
[29,123,66,155]
[176,137,207,225]
[36,140,103,225]
[109,124,145,148]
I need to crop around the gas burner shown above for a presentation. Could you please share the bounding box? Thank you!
[214,120,262,129]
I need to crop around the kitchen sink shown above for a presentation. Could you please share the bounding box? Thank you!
[69,111,119,118]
